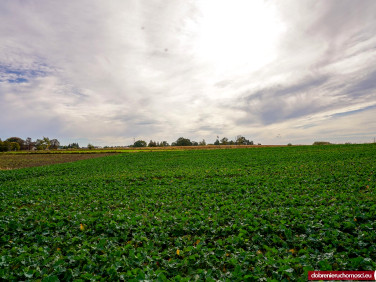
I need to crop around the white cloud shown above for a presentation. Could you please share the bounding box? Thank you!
[0,0,376,145]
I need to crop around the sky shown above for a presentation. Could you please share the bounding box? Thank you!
[1,0,376,146]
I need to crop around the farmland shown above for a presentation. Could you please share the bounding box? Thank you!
[0,144,375,280]
[0,153,117,170]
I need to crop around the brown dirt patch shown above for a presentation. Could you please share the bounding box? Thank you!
[0,153,115,170]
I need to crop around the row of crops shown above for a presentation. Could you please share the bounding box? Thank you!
[0,144,375,280]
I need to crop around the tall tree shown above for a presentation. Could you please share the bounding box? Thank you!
[50,139,60,149]
[10,142,20,151]
[174,137,192,146]
[67,143,80,149]
[6,137,25,150]
[134,140,147,147]
[160,141,169,147]
[148,140,157,147]
[43,137,51,149]
[235,135,253,145]
[35,139,46,150]
[35,137,52,150]
[25,137,34,150]
[1,140,12,151]
[220,137,228,145]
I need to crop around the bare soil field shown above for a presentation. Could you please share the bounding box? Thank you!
[0,153,115,170]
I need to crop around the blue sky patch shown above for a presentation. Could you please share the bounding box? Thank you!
[0,64,47,84]
[7,77,28,83]
[332,104,376,118]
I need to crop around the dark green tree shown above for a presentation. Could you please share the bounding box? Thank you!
[235,135,253,145]
[159,141,169,147]
[67,143,80,149]
[10,142,20,151]
[43,137,51,149]
[220,137,228,145]
[134,140,147,147]
[148,140,157,147]
[2,140,12,151]
[6,137,25,150]
[174,137,192,146]
[35,137,51,150]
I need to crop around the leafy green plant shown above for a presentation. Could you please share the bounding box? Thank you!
[0,144,375,280]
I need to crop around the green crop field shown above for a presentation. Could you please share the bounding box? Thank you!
[1,144,375,281]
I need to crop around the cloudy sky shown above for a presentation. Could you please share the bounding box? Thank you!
[1,0,376,146]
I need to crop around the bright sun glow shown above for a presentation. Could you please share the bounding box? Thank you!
[194,0,285,74]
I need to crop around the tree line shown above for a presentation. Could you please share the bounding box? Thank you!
[0,137,63,152]
[132,136,255,147]
[0,135,256,151]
